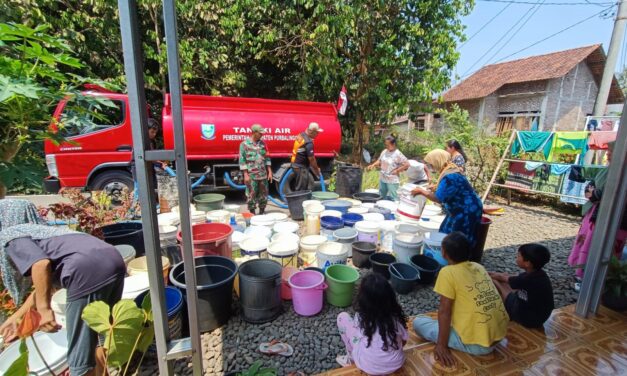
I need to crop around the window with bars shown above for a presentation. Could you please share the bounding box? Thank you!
[496,112,540,135]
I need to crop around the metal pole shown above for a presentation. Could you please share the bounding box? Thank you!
[576,101,627,317]
[162,0,204,374]
[117,1,172,374]
[592,0,627,116]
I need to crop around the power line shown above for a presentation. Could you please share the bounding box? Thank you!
[494,5,616,63]
[461,2,541,77]
[485,0,546,64]
[478,0,616,5]
[461,3,512,48]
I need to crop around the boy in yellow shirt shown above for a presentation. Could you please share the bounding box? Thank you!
[413,232,509,366]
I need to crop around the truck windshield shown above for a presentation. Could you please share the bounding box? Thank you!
[59,97,125,137]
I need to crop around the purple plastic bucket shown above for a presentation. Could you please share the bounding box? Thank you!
[288,270,327,316]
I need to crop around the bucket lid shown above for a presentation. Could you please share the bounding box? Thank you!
[271,232,300,244]
[232,231,246,244]
[425,231,447,245]
[123,274,150,296]
[244,225,272,239]
[302,199,319,208]
[380,220,400,232]
[268,240,299,256]
[321,210,342,218]
[240,236,270,252]
[354,221,380,232]
[0,330,69,374]
[376,200,398,211]
[273,221,300,234]
[348,207,369,214]
[317,241,347,256]
[361,203,375,209]
[206,209,230,219]
[337,198,362,207]
[251,214,275,225]
[417,219,441,231]
[300,234,328,246]
[333,227,358,239]
[266,212,288,222]
[322,199,352,208]
[159,225,178,236]
[223,204,241,212]
[304,203,325,214]
[362,213,385,222]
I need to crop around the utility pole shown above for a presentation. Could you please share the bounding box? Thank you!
[593,0,627,116]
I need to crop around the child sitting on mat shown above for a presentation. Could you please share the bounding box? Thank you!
[413,232,509,367]
[336,273,408,375]
[489,243,554,328]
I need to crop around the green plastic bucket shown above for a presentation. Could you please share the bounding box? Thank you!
[312,191,340,201]
[194,194,226,211]
[324,264,359,307]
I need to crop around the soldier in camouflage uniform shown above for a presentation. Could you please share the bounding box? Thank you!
[239,124,273,214]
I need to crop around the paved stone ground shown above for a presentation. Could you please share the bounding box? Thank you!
[138,201,581,376]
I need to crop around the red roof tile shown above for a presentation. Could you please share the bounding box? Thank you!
[443,45,624,104]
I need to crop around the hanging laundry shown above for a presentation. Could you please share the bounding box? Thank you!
[547,131,589,162]
[600,119,615,131]
[568,166,585,183]
[530,117,539,132]
[588,131,617,150]
[524,161,544,171]
[530,163,563,194]
[505,161,535,191]
[585,119,599,131]
[511,131,554,159]
[560,178,588,205]
[550,163,571,175]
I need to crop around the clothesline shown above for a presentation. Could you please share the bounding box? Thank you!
[503,159,607,169]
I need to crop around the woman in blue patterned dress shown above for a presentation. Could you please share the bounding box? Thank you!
[411,150,483,246]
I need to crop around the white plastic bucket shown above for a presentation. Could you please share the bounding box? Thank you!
[158,212,180,227]
[51,289,67,327]
[397,193,426,220]
[302,200,319,209]
[268,240,299,268]
[422,204,443,216]
[417,218,442,233]
[250,214,275,228]
[206,210,231,224]
[223,204,241,213]
[273,221,300,235]
[348,207,369,215]
[362,212,385,223]
[128,256,171,283]
[332,227,358,257]
[232,231,246,254]
[338,198,362,207]
[0,330,69,375]
[424,231,448,266]
[159,225,179,247]
[316,242,349,270]
[244,225,273,240]
[380,220,400,253]
[304,203,325,236]
[267,212,289,223]
[300,235,328,267]
[321,210,342,218]
[393,233,424,264]
[122,273,150,300]
[240,236,270,257]
[354,221,380,244]
[376,200,398,212]
[271,232,300,244]
[362,203,375,209]
[191,210,206,224]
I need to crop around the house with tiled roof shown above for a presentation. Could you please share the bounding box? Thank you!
[440,45,624,134]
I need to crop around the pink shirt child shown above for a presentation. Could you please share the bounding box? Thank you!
[337,312,408,375]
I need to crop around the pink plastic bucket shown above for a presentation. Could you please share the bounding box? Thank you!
[288,270,327,316]
[281,267,297,300]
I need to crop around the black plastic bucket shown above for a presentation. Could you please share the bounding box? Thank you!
[471,216,492,263]
[352,242,377,268]
[238,259,283,323]
[304,266,325,276]
[335,166,363,198]
[389,262,420,294]
[169,256,237,332]
[285,190,312,221]
[353,192,382,204]
[101,222,145,256]
[410,254,440,284]
[369,253,396,279]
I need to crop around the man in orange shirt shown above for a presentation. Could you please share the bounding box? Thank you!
[291,122,323,191]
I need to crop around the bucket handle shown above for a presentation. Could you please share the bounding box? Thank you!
[315,283,328,290]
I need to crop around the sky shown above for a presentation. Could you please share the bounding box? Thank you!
[453,0,622,85]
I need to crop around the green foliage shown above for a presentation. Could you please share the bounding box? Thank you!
[605,257,627,298]
[0,22,115,195]
[5,340,28,376]
[82,298,153,372]
[237,360,277,376]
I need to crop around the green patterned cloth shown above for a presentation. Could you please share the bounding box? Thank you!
[239,137,271,180]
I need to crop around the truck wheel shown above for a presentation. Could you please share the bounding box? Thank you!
[90,170,134,203]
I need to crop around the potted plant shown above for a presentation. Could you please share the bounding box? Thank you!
[602,256,627,312]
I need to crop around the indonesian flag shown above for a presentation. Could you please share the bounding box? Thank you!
[336,85,348,115]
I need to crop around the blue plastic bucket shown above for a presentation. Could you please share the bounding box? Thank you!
[341,213,364,227]
[320,216,344,240]
[322,200,352,214]
[135,286,184,340]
